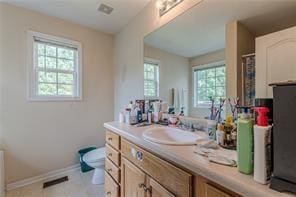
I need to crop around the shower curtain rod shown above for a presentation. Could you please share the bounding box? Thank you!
[242,53,255,58]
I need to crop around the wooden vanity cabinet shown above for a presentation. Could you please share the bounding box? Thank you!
[105,130,121,197]
[122,158,175,197]
[147,177,175,197]
[195,176,240,197]
[105,129,240,197]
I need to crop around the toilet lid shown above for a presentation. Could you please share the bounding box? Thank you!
[83,147,105,163]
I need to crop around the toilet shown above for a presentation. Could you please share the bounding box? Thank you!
[83,147,105,185]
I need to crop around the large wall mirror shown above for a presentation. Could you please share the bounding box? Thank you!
[143,1,296,118]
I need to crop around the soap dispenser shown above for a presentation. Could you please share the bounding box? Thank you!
[237,107,254,174]
[254,107,272,184]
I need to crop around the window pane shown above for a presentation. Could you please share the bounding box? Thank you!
[38,56,45,68]
[46,57,57,69]
[147,72,155,80]
[46,45,56,57]
[208,87,215,97]
[58,73,74,84]
[144,62,159,97]
[38,43,45,55]
[216,87,225,97]
[58,84,73,96]
[38,83,57,95]
[197,70,206,79]
[38,71,56,83]
[197,78,206,88]
[58,48,74,60]
[144,64,154,72]
[207,77,215,87]
[216,76,225,85]
[58,59,74,71]
[144,80,156,97]
[194,65,226,107]
[197,88,207,100]
[216,67,225,77]
[207,68,215,78]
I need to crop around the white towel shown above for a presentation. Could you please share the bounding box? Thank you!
[194,139,237,167]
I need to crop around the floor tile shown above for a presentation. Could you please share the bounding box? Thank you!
[6,170,104,197]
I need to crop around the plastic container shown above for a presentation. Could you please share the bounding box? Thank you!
[237,107,254,174]
[216,123,225,145]
[254,107,272,184]
[207,119,217,140]
[78,147,97,173]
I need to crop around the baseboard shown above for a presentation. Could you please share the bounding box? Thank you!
[6,163,80,191]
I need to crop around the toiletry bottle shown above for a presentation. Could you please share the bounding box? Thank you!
[119,112,125,123]
[216,123,225,145]
[224,116,233,145]
[254,107,272,184]
[148,110,152,124]
[237,107,254,174]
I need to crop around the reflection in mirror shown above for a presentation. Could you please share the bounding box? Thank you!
[143,1,296,118]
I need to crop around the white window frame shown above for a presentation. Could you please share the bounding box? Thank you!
[144,57,160,99]
[27,31,82,101]
[192,60,226,108]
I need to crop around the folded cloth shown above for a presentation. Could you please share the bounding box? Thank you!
[196,138,219,149]
[194,138,237,167]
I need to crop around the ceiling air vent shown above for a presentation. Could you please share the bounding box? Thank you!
[97,3,114,15]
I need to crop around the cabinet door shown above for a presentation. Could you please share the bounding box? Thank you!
[205,184,231,197]
[105,172,119,197]
[256,26,296,98]
[147,177,175,197]
[122,158,146,197]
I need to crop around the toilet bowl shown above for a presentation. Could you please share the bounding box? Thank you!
[83,147,105,185]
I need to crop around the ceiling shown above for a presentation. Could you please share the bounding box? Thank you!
[144,0,296,58]
[1,0,150,34]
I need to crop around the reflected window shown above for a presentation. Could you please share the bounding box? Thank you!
[193,61,226,107]
[144,59,159,98]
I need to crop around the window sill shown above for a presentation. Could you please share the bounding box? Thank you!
[28,96,82,102]
[193,106,211,109]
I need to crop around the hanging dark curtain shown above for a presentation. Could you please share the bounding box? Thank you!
[244,56,255,106]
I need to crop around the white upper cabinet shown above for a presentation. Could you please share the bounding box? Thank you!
[256,26,296,98]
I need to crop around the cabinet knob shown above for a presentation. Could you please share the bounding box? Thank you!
[108,137,112,141]
[106,191,111,196]
[107,168,112,172]
[138,183,145,188]
[144,186,151,193]
[108,153,112,157]
[136,151,143,161]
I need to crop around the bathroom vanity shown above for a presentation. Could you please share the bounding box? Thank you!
[103,122,288,197]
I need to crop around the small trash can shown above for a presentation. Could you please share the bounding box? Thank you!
[78,147,97,173]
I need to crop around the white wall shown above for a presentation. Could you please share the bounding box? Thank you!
[188,49,225,118]
[0,3,114,183]
[114,0,203,118]
[144,45,189,112]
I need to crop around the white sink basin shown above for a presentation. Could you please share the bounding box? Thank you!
[143,127,202,145]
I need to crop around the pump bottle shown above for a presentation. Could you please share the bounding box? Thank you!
[254,107,272,184]
[237,107,254,174]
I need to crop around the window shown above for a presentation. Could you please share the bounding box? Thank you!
[144,59,159,98]
[193,61,226,107]
[27,31,82,101]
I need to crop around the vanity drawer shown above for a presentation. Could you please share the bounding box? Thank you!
[106,144,120,166]
[106,130,120,150]
[105,158,120,183]
[121,138,192,197]
[105,171,119,197]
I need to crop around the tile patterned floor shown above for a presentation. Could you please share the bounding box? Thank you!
[6,170,105,197]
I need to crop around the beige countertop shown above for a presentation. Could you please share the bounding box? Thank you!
[104,121,294,197]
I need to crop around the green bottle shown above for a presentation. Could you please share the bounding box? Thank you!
[237,107,254,174]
